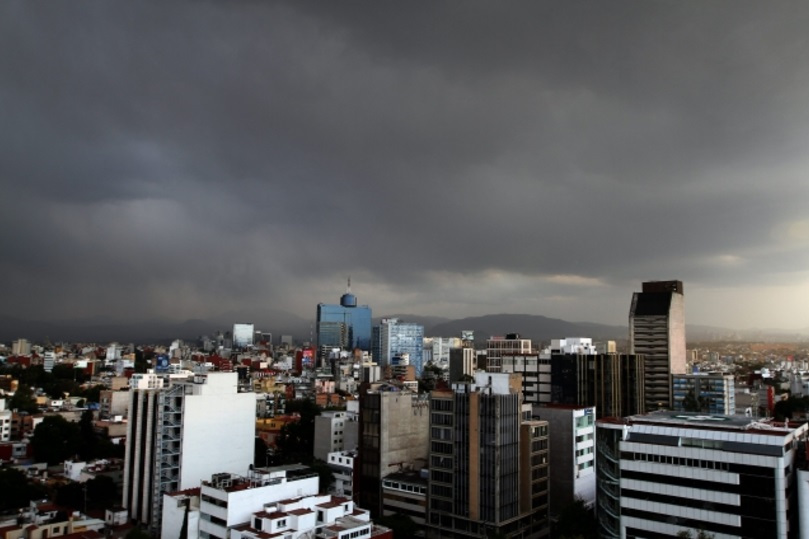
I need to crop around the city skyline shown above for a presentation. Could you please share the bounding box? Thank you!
[3,3,809,331]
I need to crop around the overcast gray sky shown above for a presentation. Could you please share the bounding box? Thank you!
[2,2,808,330]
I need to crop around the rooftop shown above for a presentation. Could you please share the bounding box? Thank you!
[601,411,808,438]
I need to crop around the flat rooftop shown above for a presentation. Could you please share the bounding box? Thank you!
[606,411,805,436]
[630,411,761,429]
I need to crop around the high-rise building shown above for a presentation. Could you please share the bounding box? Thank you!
[549,351,646,419]
[596,411,809,539]
[123,371,255,532]
[629,280,686,410]
[425,337,463,368]
[447,331,476,384]
[501,353,552,405]
[672,372,735,415]
[232,323,255,348]
[485,333,532,372]
[42,351,56,373]
[356,384,430,517]
[448,347,477,384]
[427,372,550,538]
[317,280,372,358]
[534,405,596,517]
[373,318,425,377]
[11,339,31,356]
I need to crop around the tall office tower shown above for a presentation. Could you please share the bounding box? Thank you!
[501,353,553,405]
[317,280,373,359]
[534,405,596,517]
[629,280,686,410]
[373,318,425,377]
[427,372,550,538]
[448,347,477,384]
[672,372,735,415]
[11,339,31,356]
[356,384,430,517]
[426,337,463,368]
[447,331,476,383]
[485,333,532,372]
[591,353,646,418]
[107,342,122,362]
[596,412,809,539]
[550,351,646,419]
[123,372,255,532]
[232,323,255,349]
[42,351,56,373]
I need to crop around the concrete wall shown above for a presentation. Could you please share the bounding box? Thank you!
[380,393,429,475]
[179,375,255,490]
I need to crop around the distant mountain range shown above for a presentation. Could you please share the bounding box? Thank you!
[0,311,806,347]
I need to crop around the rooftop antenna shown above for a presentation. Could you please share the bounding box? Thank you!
[346,276,352,293]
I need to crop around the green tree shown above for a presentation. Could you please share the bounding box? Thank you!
[275,399,321,463]
[86,475,117,509]
[52,363,87,385]
[254,436,269,467]
[31,415,82,465]
[41,375,80,400]
[78,409,98,460]
[79,384,104,405]
[95,436,126,459]
[308,459,335,492]
[125,526,152,539]
[55,482,84,511]
[8,383,39,414]
[773,395,809,421]
[275,419,310,464]
[0,468,46,512]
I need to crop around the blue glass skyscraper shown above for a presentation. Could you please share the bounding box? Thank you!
[316,280,372,355]
[374,318,425,377]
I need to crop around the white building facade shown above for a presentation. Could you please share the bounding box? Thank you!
[161,466,391,539]
[314,410,359,461]
[327,450,356,498]
[124,371,255,532]
[0,398,11,442]
[535,405,596,516]
[596,411,809,539]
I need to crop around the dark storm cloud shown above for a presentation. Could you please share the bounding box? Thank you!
[2,2,809,328]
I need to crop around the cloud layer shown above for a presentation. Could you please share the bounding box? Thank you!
[2,2,809,330]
